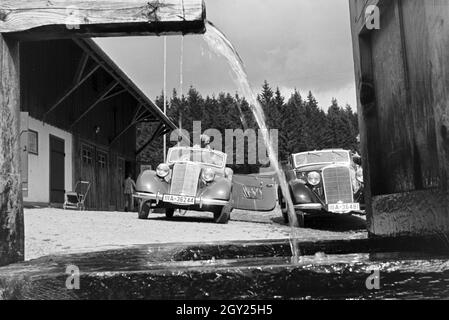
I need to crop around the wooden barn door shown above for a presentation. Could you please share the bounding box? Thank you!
[49,135,65,204]
[80,143,96,209]
[96,149,109,210]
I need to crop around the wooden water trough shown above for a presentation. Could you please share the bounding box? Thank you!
[0,0,206,266]
[349,0,449,240]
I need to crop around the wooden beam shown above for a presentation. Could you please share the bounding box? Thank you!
[73,52,89,85]
[73,39,177,132]
[0,34,24,266]
[109,104,143,145]
[43,63,100,120]
[70,81,119,128]
[136,123,165,156]
[0,0,206,39]
[100,87,127,103]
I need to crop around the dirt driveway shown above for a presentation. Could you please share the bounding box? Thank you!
[24,208,366,260]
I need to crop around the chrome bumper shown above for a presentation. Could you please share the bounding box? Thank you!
[293,203,365,214]
[294,203,323,210]
[133,192,229,208]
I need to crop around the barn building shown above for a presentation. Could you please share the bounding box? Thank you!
[19,38,175,211]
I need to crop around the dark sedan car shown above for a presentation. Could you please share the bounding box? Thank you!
[279,149,364,227]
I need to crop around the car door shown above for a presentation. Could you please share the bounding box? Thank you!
[231,174,277,212]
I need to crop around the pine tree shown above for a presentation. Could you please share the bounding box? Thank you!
[137,85,360,173]
[283,89,305,155]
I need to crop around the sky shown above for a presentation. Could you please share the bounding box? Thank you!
[95,0,356,110]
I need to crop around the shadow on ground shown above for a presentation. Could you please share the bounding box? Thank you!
[272,214,367,232]
[148,216,216,224]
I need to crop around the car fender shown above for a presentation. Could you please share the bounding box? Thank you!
[136,170,170,195]
[199,176,232,201]
[289,179,318,204]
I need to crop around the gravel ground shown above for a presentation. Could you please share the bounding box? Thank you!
[24,208,366,260]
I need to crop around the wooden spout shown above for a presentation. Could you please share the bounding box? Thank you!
[0,0,206,40]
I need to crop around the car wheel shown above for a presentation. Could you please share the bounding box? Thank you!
[284,209,305,228]
[278,191,289,223]
[165,208,175,219]
[213,206,231,224]
[138,202,151,220]
[295,210,305,228]
[278,189,287,210]
[282,211,290,224]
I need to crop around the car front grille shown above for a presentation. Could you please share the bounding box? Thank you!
[170,163,201,197]
[322,166,353,204]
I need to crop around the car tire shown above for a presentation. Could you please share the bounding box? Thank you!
[295,210,305,228]
[165,208,175,219]
[138,202,151,220]
[284,210,305,228]
[213,206,231,224]
[282,211,290,224]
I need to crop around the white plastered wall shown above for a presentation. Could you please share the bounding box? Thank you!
[24,116,73,203]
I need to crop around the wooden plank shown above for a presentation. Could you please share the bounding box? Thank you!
[0,34,24,266]
[0,0,206,38]
[370,1,415,194]
[349,0,377,231]
[425,1,449,190]
[400,0,440,190]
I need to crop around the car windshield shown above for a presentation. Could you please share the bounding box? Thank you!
[294,150,349,167]
[168,148,226,168]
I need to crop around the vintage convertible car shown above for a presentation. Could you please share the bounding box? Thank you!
[134,145,279,224]
[279,149,364,226]
[134,146,234,223]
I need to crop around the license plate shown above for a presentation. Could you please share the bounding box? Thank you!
[163,194,195,205]
[328,203,360,213]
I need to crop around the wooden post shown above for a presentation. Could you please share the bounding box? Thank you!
[0,34,23,266]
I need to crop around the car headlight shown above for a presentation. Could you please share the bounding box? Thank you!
[156,163,170,178]
[307,171,321,186]
[224,168,234,180]
[202,167,215,183]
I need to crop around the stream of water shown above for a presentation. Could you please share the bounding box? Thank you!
[203,21,301,260]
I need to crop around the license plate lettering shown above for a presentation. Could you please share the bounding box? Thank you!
[163,194,195,205]
[328,203,360,213]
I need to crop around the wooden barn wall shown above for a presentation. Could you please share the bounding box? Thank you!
[20,39,138,210]
[350,0,449,237]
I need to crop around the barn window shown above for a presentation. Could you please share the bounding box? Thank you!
[82,145,93,165]
[28,130,38,155]
[98,152,107,169]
